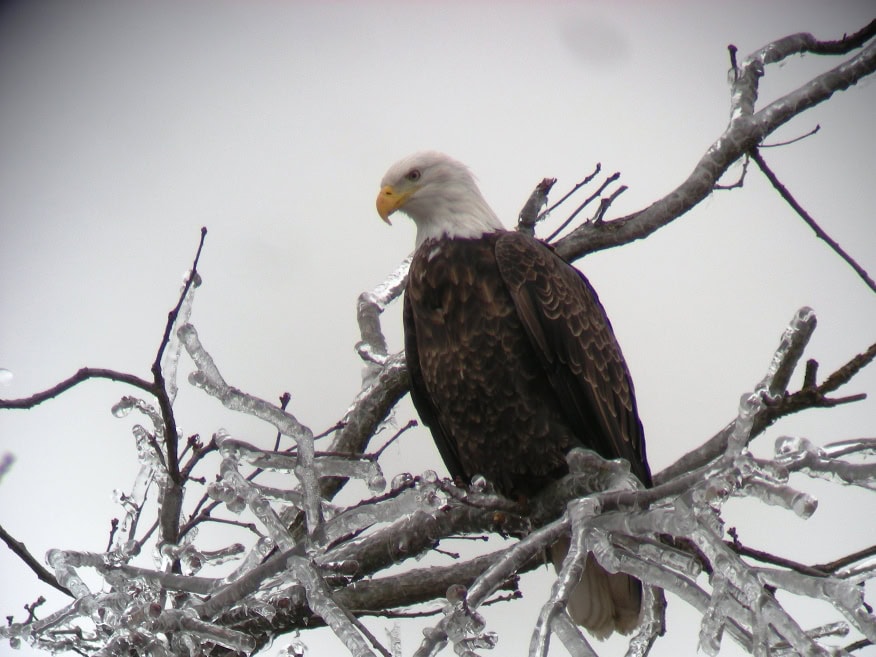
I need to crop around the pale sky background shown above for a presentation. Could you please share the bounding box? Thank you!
[1,2,874,656]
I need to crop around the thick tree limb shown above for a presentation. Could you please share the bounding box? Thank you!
[554,33,876,262]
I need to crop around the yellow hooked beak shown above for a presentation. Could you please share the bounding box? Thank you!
[376,185,412,225]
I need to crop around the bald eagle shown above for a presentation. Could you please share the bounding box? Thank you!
[376,151,651,638]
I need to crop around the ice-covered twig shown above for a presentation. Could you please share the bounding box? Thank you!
[657,306,817,484]
[688,526,827,655]
[823,438,876,459]
[625,585,666,657]
[410,518,569,657]
[318,479,446,548]
[549,613,598,657]
[530,500,600,657]
[154,608,257,653]
[212,456,296,550]
[335,258,415,502]
[322,482,529,578]
[160,268,202,405]
[356,257,411,382]
[212,434,385,492]
[776,436,876,490]
[286,555,381,656]
[178,323,324,536]
[322,352,409,500]
[757,568,876,643]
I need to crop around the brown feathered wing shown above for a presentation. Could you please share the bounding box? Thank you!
[495,232,650,637]
[403,230,651,637]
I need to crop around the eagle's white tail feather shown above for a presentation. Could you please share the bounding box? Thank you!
[551,538,642,639]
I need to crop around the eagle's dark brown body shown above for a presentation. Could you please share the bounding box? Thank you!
[381,150,650,637]
[404,230,651,499]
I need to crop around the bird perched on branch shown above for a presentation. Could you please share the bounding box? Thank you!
[376,151,651,638]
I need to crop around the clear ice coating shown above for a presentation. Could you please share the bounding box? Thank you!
[162,269,200,405]
[391,472,414,491]
[214,458,295,550]
[221,536,276,585]
[283,556,377,655]
[775,435,876,490]
[10,277,872,657]
[822,438,876,459]
[282,637,309,656]
[439,588,489,656]
[356,258,411,366]
[111,396,136,417]
[726,392,763,455]
[320,480,450,548]
[214,432,385,494]
[45,549,92,599]
[698,573,727,656]
[153,608,257,653]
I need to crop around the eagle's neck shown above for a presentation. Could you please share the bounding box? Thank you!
[408,185,504,247]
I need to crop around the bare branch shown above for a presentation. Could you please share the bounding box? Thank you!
[750,148,876,293]
[0,368,154,410]
[546,171,621,243]
[555,30,876,262]
[517,177,557,235]
[0,525,72,599]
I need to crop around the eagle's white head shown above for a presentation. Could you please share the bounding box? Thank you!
[376,151,504,246]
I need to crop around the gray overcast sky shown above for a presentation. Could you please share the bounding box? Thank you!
[1,2,874,655]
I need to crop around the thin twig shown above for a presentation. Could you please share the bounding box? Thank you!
[761,124,820,148]
[153,227,208,484]
[728,44,739,81]
[199,517,264,537]
[371,419,419,460]
[105,518,119,553]
[819,342,876,394]
[153,228,208,546]
[152,227,208,375]
[314,421,345,441]
[538,164,602,221]
[0,525,72,598]
[727,529,829,577]
[806,19,876,55]
[592,184,627,224]
[0,368,154,410]
[814,543,876,574]
[547,172,621,243]
[750,148,876,294]
[843,638,873,653]
[714,154,749,190]
[23,596,46,623]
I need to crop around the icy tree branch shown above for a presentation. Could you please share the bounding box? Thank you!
[2,22,875,657]
[3,281,874,657]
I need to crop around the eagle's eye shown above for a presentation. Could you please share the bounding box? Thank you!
[406,169,421,182]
